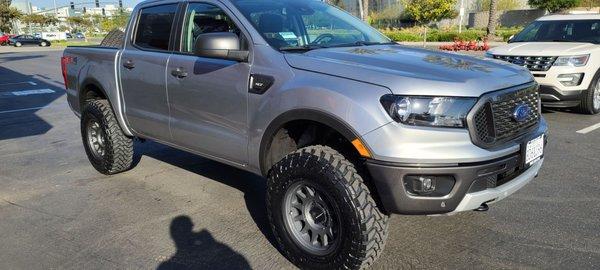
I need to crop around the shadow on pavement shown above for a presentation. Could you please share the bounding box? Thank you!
[137,141,278,250]
[0,65,64,141]
[157,215,251,270]
[0,54,46,63]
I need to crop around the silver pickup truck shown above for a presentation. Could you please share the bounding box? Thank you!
[63,0,547,268]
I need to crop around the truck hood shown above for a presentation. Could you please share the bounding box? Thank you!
[488,42,599,56]
[284,45,533,97]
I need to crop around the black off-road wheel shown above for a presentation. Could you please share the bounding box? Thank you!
[267,145,389,270]
[81,100,134,175]
[579,70,600,115]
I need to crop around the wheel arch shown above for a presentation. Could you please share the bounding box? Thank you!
[258,109,370,176]
[79,77,134,136]
[79,77,109,108]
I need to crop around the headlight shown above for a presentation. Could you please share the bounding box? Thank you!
[554,55,589,67]
[380,95,477,128]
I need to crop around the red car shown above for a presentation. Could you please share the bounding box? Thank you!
[0,34,16,46]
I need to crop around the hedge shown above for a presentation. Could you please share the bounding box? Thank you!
[380,28,522,42]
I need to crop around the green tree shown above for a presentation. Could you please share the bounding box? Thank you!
[66,16,92,33]
[404,0,457,44]
[528,0,582,13]
[21,14,59,28]
[404,0,457,24]
[100,11,131,32]
[578,0,600,9]
[478,0,521,11]
[0,4,22,33]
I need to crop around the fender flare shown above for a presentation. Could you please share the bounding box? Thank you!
[79,77,134,136]
[79,77,109,108]
[258,109,364,175]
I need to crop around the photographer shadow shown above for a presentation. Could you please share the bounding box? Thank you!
[157,215,251,270]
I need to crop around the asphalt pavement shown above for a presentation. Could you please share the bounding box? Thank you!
[0,48,599,270]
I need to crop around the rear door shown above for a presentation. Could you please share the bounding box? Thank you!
[119,3,178,141]
[166,1,250,164]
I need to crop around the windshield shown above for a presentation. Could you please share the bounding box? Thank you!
[231,0,391,51]
[512,20,600,44]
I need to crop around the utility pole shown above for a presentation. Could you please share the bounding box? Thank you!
[53,0,58,15]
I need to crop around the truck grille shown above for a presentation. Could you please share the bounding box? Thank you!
[493,55,558,72]
[469,84,541,148]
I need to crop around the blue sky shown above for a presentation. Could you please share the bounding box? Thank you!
[33,0,145,9]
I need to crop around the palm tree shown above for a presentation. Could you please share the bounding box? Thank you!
[486,0,498,38]
[363,0,370,22]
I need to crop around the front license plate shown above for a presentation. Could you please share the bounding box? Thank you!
[525,135,544,166]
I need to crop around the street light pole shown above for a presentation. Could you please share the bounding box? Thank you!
[53,0,58,15]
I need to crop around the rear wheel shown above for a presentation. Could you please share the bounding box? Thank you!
[40,41,47,47]
[579,71,600,115]
[81,100,134,175]
[267,145,389,269]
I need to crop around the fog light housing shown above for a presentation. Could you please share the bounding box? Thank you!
[557,73,584,87]
[404,175,455,197]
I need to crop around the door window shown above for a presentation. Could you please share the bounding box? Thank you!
[134,4,177,51]
[180,3,245,53]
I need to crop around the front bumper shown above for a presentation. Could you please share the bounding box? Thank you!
[539,85,583,108]
[365,129,547,215]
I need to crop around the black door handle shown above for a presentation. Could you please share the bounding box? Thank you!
[123,60,135,70]
[171,67,188,78]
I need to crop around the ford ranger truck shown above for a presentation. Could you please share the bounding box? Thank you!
[62,0,547,269]
[487,14,600,114]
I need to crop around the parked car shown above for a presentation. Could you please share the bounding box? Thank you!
[487,14,600,114]
[0,34,15,46]
[63,0,547,269]
[9,35,51,47]
[75,32,85,39]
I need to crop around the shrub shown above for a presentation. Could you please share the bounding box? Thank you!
[381,27,523,42]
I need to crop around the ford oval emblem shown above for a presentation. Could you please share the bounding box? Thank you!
[512,104,531,122]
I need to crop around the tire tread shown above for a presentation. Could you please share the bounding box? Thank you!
[82,100,133,174]
[267,145,389,269]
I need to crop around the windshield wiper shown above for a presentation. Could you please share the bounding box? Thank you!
[279,44,327,52]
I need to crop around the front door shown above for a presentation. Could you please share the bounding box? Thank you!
[167,2,250,164]
[120,3,178,141]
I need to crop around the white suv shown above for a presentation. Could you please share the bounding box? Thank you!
[487,14,600,114]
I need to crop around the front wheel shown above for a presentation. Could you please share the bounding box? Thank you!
[267,145,389,269]
[81,100,134,175]
[579,71,600,115]
[14,42,21,47]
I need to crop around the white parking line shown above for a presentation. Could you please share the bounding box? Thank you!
[0,106,48,114]
[577,123,600,134]
[0,81,37,86]
[10,89,55,96]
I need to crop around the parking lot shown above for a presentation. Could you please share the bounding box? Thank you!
[0,48,599,269]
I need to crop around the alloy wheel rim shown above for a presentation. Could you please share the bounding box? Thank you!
[86,119,106,159]
[283,181,340,255]
[593,80,600,111]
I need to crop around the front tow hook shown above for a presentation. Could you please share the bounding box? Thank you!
[474,203,489,212]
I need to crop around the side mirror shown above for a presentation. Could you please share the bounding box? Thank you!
[193,32,249,62]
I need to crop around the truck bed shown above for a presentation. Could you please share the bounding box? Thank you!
[63,45,132,136]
